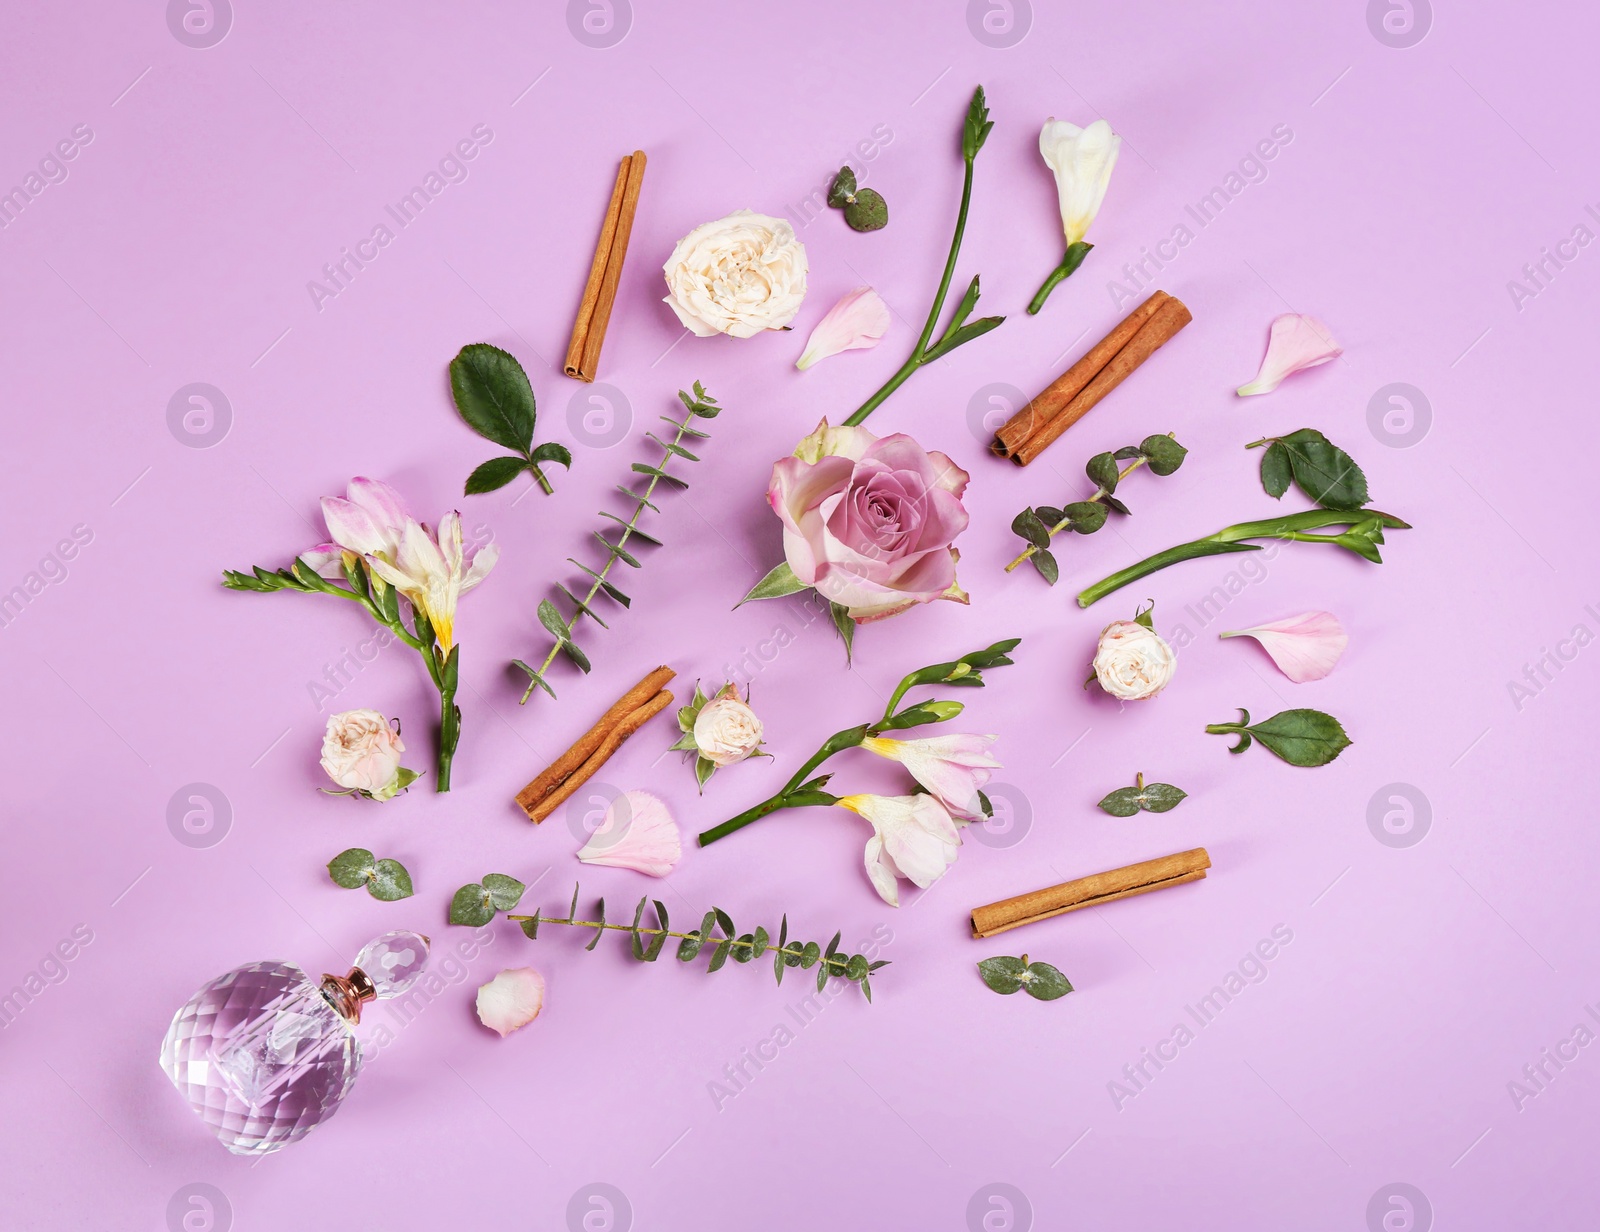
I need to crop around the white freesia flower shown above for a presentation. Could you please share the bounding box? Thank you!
[662,209,808,338]
[1092,618,1177,701]
[1041,118,1121,248]
[859,733,1000,820]
[837,793,961,907]
[366,511,497,656]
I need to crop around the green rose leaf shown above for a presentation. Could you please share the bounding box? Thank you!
[482,873,526,911]
[327,847,376,889]
[368,859,414,901]
[1259,441,1293,499]
[844,188,888,232]
[449,342,536,454]
[1206,707,1351,767]
[1277,428,1370,510]
[449,882,495,927]
[464,456,531,495]
[1139,434,1188,476]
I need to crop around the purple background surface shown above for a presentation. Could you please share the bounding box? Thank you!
[3,3,1597,1229]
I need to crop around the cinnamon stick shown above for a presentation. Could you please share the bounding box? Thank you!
[515,665,675,821]
[970,847,1211,939]
[1010,294,1192,466]
[993,291,1169,458]
[564,150,647,383]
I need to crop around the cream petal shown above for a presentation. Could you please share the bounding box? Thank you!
[475,968,546,1037]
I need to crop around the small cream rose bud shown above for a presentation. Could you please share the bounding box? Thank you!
[1092,620,1177,701]
[692,694,765,767]
[320,709,411,799]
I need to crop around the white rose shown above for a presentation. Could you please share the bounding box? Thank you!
[663,210,808,339]
[1092,620,1176,701]
[693,695,765,767]
[321,709,407,798]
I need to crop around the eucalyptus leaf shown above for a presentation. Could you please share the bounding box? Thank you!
[1139,434,1188,476]
[1097,777,1188,816]
[368,859,414,902]
[449,883,495,927]
[537,599,570,641]
[844,188,888,232]
[1021,961,1074,1001]
[1011,509,1052,549]
[481,873,526,911]
[327,847,376,889]
[978,955,1028,994]
[827,166,856,207]
[1086,452,1120,493]
[978,955,1073,1000]
[1063,501,1108,534]
[1030,548,1059,586]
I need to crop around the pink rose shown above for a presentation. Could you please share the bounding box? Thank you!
[767,420,971,622]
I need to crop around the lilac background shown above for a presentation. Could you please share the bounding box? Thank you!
[2,2,1597,1229]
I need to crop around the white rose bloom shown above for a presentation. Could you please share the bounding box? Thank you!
[693,695,765,767]
[663,210,808,338]
[1092,619,1177,701]
[320,709,407,798]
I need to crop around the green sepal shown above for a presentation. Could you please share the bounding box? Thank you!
[740,560,808,605]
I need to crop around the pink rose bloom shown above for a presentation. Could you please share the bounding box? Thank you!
[768,420,970,622]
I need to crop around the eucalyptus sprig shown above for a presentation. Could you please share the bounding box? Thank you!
[1205,707,1351,767]
[978,955,1073,1001]
[503,885,889,1002]
[1006,434,1187,583]
[513,382,721,703]
[449,344,573,496]
[828,166,888,232]
[841,87,1003,426]
[449,873,527,926]
[1076,506,1412,608]
[1097,772,1187,816]
[1248,428,1368,510]
[327,849,414,901]
[697,638,1020,847]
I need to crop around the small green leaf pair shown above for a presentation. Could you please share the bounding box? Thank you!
[1206,707,1351,767]
[1097,772,1187,817]
[450,343,573,496]
[327,848,414,901]
[828,166,888,232]
[1249,428,1368,511]
[448,873,526,926]
[978,955,1073,1001]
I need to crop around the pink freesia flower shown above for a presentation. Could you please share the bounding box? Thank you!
[859,733,1000,820]
[1220,611,1348,682]
[475,968,546,1037]
[576,790,681,877]
[836,793,961,907]
[795,287,891,370]
[1236,314,1342,396]
[768,420,970,622]
[304,476,411,575]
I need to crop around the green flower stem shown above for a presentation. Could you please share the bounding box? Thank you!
[1026,241,1092,315]
[1003,451,1155,574]
[697,725,864,846]
[842,88,997,427]
[518,414,696,705]
[1075,508,1412,608]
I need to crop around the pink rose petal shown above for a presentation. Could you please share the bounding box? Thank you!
[1220,610,1348,682]
[577,790,681,877]
[1236,314,1342,396]
[475,967,546,1037]
[795,287,891,370]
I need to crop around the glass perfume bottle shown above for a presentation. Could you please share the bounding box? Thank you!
[160,929,429,1155]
